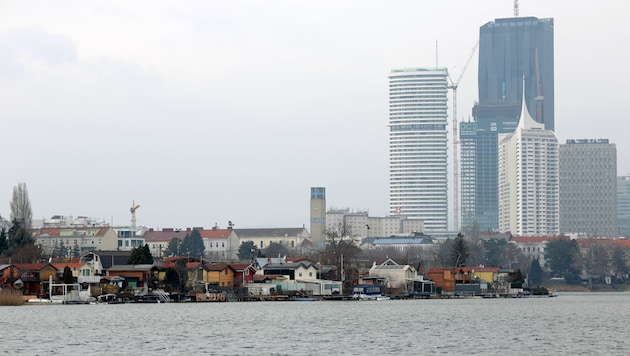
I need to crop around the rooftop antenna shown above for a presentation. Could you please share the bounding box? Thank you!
[514,0,519,17]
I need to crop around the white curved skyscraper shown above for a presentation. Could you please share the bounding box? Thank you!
[498,82,559,236]
[388,67,449,231]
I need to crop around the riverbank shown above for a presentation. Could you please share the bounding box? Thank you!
[543,283,630,292]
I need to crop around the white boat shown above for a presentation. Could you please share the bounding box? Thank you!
[27,298,63,304]
[352,285,390,301]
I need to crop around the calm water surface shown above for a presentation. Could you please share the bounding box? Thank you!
[1,293,628,355]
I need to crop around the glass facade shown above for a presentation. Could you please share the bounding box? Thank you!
[388,68,448,231]
[461,16,554,232]
[478,16,554,130]
[460,117,518,231]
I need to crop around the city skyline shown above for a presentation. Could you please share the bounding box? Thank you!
[1,1,629,230]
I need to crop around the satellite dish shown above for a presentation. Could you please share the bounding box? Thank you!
[13,279,24,290]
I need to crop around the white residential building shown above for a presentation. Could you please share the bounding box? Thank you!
[388,67,449,231]
[326,209,424,239]
[498,83,559,236]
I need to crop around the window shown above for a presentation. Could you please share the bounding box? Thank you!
[299,272,303,277]
[260,241,264,248]
[309,272,313,277]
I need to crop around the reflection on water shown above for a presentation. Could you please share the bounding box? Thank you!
[2,293,629,355]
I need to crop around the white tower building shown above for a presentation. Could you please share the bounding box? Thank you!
[498,81,559,236]
[388,68,449,231]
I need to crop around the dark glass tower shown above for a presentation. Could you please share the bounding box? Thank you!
[477,16,554,130]
[460,16,554,232]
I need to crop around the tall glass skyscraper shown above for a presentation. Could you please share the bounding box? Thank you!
[388,67,448,231]
[477,16,554,130]
[461,16,554,232]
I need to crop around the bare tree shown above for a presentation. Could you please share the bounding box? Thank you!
[323,222,361,281]
[10,182,32,229]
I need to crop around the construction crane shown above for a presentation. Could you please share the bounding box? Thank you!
[130,200,140,229]
[447,40,479,232]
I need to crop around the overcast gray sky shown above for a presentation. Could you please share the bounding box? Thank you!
[1,0,628,230]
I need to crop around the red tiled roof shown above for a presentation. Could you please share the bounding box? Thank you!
[509,235,570,243]
[14,263,54,271]
[204,263,235,272]
[53,263,85,270]
[577,239,630,249]
[160,261,201,270]
[230,263,255,271]
[198,229,232,240]
[143,229,187,243]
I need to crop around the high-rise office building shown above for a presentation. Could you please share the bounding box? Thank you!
[460,118,518,231]
[559,139,617,237]
[461,16,554,232]
[617,176,630,237]
[477,16,554,130]
[498,89,558,236]
[388,68,448,231]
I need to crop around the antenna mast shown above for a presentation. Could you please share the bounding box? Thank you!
[514,0,519,17]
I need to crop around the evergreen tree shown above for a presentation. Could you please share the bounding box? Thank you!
[164,268,180,292]
[59,241,68,258]
[164,238,181,257]
[62,266,74,284]
[7,218,34,255]
[143,244,154,264]
[128,244,154,264]
[0,229,8,255]
[545,239,581,280]
[450,233,469,267]
[181,229,205,259]
[483,239,508,267]
[529,257,544,285]
[509,269,525,288]
[611,247,629,283]
[237,241,258,260]
[265,241,289,258]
